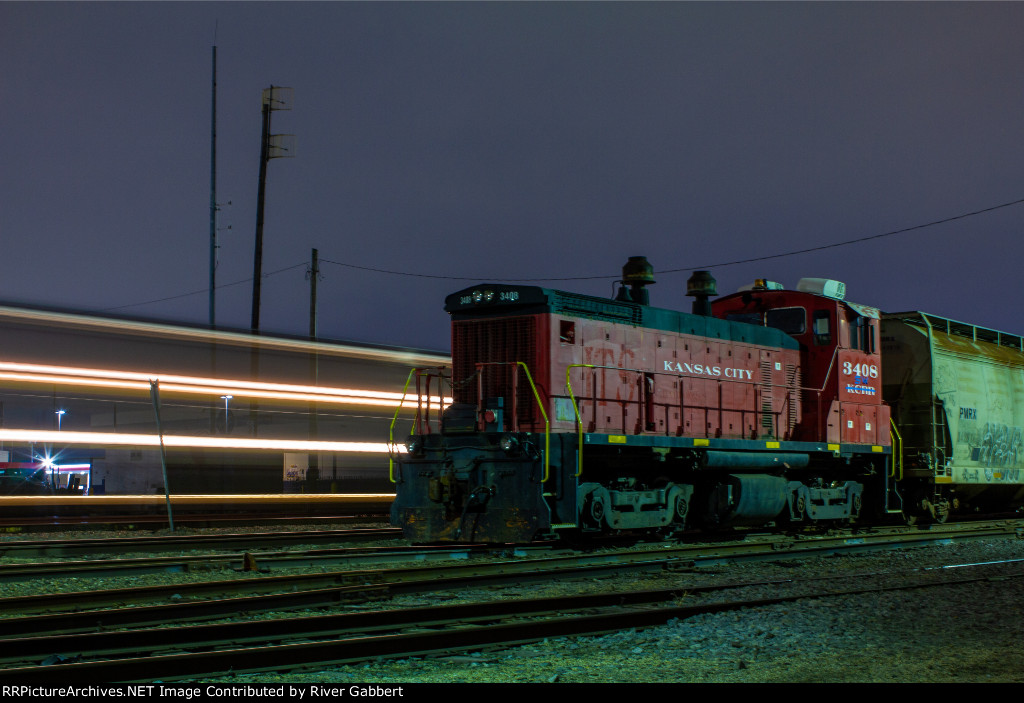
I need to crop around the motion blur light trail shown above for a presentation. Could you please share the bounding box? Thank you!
[0,428,398,454]
[0,361,451,408]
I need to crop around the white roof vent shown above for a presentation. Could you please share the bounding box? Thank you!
[796,278,846,300]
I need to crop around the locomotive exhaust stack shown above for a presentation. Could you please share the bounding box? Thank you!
[615,256,656,305]
[687,270,718,316]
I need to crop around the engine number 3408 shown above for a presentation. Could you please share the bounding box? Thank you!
[842,361,878,378]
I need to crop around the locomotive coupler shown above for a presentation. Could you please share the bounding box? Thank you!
[454,485,494,539]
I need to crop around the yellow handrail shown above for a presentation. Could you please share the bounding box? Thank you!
[388,368,416,483]
[565,363,595,478]
[515,361,551,483]
[889,417,903,481]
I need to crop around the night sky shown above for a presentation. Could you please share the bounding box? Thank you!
[4,2,1023,353]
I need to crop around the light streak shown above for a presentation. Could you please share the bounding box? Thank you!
[0,361,451,408]
[0,428,404,453]
[0,305,449,366]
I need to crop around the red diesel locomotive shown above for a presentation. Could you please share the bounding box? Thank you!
[390,257,1019,542]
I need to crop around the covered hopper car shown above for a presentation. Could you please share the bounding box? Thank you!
[390,258,1024,542]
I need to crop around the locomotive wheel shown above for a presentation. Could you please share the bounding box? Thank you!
[674,497,688,522]
[588,497,605,525]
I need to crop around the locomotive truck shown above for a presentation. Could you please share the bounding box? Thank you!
[389,257,1024,542]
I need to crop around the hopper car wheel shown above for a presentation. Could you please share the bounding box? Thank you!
[904,491,951,525]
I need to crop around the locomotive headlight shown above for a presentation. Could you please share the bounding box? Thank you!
[405,435,424,455]
[472,290,483,304]
[499,434,519,454]
[483,290,495,302]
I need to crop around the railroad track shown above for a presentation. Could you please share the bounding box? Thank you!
[0,542,544,582]
[0,526,400,560]
[1,519,1020,634]
[3,555,1022,681]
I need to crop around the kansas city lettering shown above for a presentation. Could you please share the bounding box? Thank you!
[663,360,753,379]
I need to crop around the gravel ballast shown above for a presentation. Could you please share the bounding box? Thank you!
[218,535,1024,683]
[4,527,1022,683]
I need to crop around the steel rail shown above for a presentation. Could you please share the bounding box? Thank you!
[0,541,528,582]
[0,527,400,559]
[3,563,1022,681]
[12,556,1019,665]
[0,521,1019,638]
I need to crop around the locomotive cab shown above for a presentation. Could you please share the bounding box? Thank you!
[712,278,889,447]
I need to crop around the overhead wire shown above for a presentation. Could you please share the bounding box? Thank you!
[102,262,307,312]
[323,195,1024,281]
[102,195,1024,311]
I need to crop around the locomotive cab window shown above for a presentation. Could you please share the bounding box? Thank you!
[852,315,875,353]
[812,310,833,346]
[559,320,576,344]
[851,317,876,354]
[765,307,806,336]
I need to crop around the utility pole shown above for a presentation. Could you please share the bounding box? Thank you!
[208,40,218,328]
[308,248,319,339]
[307,248,320,491]
[250,86,295,333]
[248,86,293,438]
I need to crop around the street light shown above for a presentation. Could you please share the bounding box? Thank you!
[55,409,66,431]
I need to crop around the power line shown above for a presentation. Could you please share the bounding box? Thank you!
[95,194,1024,313]
[103,262,306,312]
[324,195,1024,282]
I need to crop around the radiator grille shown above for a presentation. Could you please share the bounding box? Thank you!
[550,292,641,324]
[786,364,800,436]
[452,316,538,426]
[760,360,774,432]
